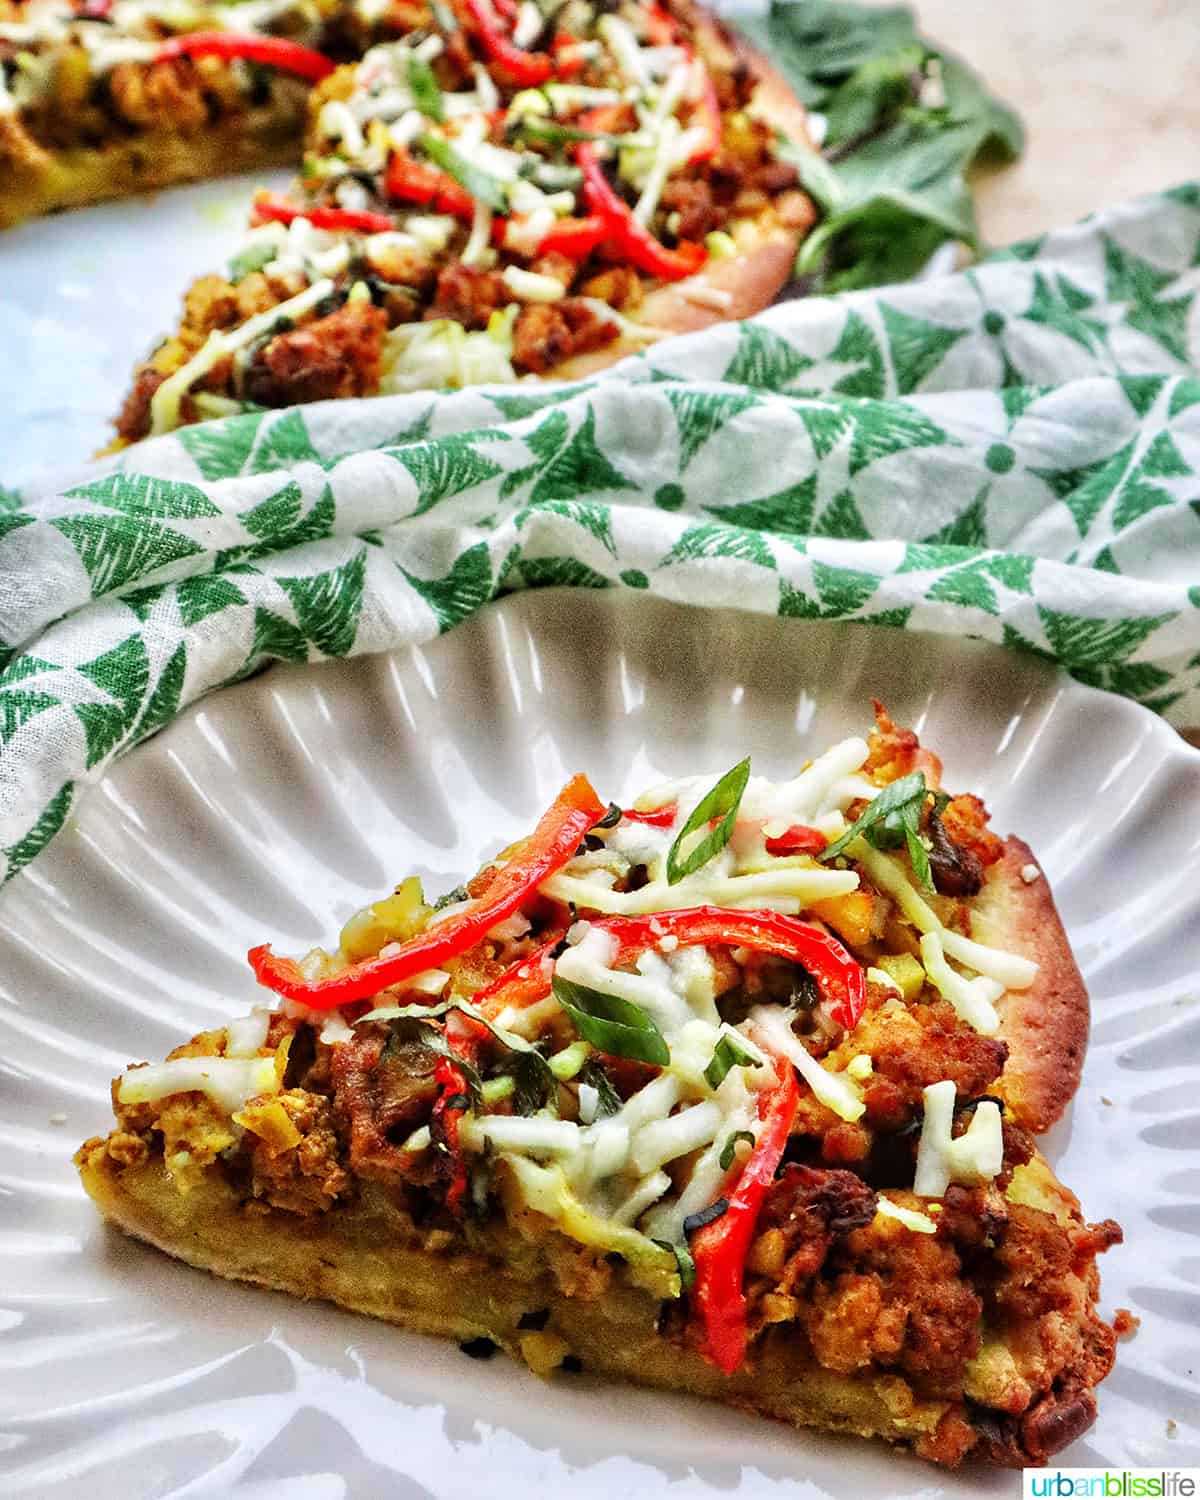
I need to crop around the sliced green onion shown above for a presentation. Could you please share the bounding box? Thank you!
[653,1237,696,1291]
[666,757,751,885]
[548,1039,592,1080]
[228,241,277,284]
[719,1129,756,1171]
[819,771,926,865]
[420,133,508,211]
[552,976,670,1066]
[408,54,445,122]
[704,1030,763,1090]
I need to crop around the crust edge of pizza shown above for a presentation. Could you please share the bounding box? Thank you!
[76,1136,1113,1470]
[0,108,303,232]
[986,837,1090,1135]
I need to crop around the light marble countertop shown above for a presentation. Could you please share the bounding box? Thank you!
[909,0,1199,249]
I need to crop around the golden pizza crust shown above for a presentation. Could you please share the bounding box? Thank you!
[76,1137,1101,1466]
[982,837,1090,1134]
[0,108,304,231]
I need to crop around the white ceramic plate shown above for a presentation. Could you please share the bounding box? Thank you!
[2,590,1198,1499]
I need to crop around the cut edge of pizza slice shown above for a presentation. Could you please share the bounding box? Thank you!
[76,705,1120,1468]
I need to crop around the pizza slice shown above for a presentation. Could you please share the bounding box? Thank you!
[107,0,816,445]
[77,706,1119,1467]
[1,0,361,227]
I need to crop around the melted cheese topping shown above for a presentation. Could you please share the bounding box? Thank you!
[913,1081,1004,1197]
[118,1054,280,1114]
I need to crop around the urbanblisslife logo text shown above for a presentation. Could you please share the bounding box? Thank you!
[1023,1471,1199,1499]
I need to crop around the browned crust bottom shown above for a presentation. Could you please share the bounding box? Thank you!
[0,110,303,230]
[77,1142,1107,1469]
[981,837,1090,1133]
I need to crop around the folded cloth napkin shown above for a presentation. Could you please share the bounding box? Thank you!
[1,186,1198,886]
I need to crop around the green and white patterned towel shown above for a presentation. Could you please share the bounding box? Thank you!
[2,186,1199,887]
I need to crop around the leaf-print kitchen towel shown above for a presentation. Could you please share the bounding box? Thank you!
[2,186,1199,886]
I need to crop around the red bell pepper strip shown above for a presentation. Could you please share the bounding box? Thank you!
[490,0,518,19]
[384,149,476,219]
[577,142,707,282]
[643,2,677,44]
[534,215,608,259]
[763,824,828,857]
[688,69,723,164]
[247,773,607,1007]
[463,0,553,86]
[476,905,866,1030]
[251,191,396,237]
[690,1048,798,1374]
[473,934,563,1014]
[550,32,586,78]
[431,1054,471,1212]
[153,31,335,83]
[621,804,677,828]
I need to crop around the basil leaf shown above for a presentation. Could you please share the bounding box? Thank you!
[552,976,670,1067]
[228,241,277,284]
[736,1,1023,294]
[420,133,508,211]
[719,1129,756,1171]
[822,43,925,146]
[653,1238,696,1292]
[380,1018,485,1106]
[360,996,557,1103]
[408,54,445,122]
[666,757,750,885]
[511,1049,558,1117]
[578,1058,621,1118]
[818,771,925,864]
[704,1032,762,1090]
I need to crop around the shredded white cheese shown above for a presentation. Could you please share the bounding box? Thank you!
[118,1055,280,1115]
[913,1080,1004,1197]
[149,278,335,435]
[748,1004,865,1122]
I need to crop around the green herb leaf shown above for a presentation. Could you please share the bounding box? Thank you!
[719,1129,756,1171]
[736,0,1024,293]
[818,770,926,863]
[420,133,508,211]
[704,1031,763,1090]
[666,757,750,885]
[578,1058,622,1117]
[359,995,558,1103]
[653,1238,696,1292]
[822,42,926,146]
[511,1049,558,1116]
[434,883,469,910]
[228,241,277,284]
[408,54,445,122]
[552,976,670,1067]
